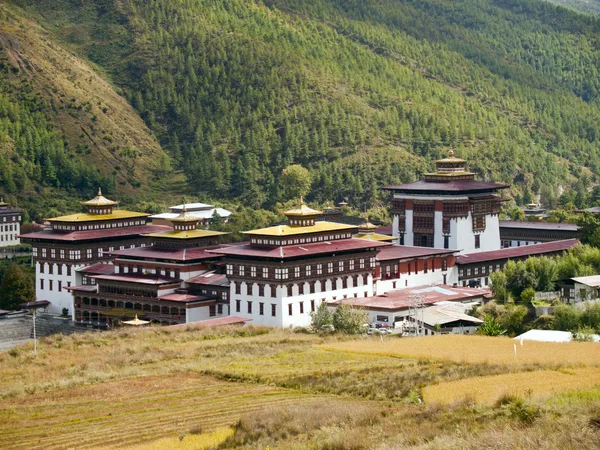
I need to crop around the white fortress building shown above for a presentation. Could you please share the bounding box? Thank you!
[0,198,21,247]
[384,150,509,254]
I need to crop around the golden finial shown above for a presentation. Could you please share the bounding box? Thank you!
[448,148,455,158]
[98,187,102,196]
[300,196,304,204]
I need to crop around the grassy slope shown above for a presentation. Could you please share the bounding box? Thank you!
[0,2,182,217]
[0,327,599,449]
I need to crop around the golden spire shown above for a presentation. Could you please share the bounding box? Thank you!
[448,148,455,158]
[81,187,118,207]
[284,198,322,217]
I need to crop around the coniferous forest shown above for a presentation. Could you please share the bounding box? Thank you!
[4,0,600,218]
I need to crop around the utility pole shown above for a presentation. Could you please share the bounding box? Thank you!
[30,308,37,357]
[408,294,425,337]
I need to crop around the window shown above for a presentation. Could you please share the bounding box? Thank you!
[235,282,241,295]
[311,300,316,312]
[40,279,44,290]
[299,302,304,314]
[226,264,233,275]
[209,305,216,317]
[444,236,449,249]
[288,304,293,316]
[294,266,300,278]
[49,280,53,291]
[217,304,223,314]
[349,260,354,271]
[299,283,304,295]
[251,266,256,277]
[239,265,245,276]
[467,268,471,276]
[247,301,253,314]
[235,300,241,313]
[258,284,265,297]
[263,267,269,278]
[306,265,311,276]
[271,304,277,317]
[57,265,63,276]
[48,264,54,275]
[360,259,365,269]
[317,264,323,275]
[67,265,72,277]
[474,235,481,249]
[259,302,264,316]
[40,263,44,274]
[474,267,479,275]
[339,261,344,272]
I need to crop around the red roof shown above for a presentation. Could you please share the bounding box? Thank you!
[499,220,579,231]
[170,316,252,329]
[91,273,179,285]
[210,238,391,259]
[456,239,579,265]
[383,180,509,194]
[18,225,170,242]
[78,263,115,275]
[157,293,213,303]
[377,245,457,261]
[66,284,98,292]
[329,285,490,311]
[109,246,225,262]
[375,226,393,236]
[187,272,229,286]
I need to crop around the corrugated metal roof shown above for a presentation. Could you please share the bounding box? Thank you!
[377,245,457,261]
[19,224,170,242]
[499,220,578,231]
[456,239,579,265]
[383,180,509,193]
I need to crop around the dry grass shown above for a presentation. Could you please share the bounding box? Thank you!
[104,427,234,450]
[321,335,600,367]
[0,372,327,450]
[423,367,600,405]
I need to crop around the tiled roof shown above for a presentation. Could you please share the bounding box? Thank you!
[456,239,579,265]
[187,272,229,286]
[19,224,170,242]
[170,316,252,328]
[375,226,393,236]
[383,180,509,193]
[91,274,179,285]
[376,245,457,261]
[328,285,490,311]
[499,220,579,231]
[144,229,228,240]
[66,284,99,292]
[109,245,225,261]
[210,238,390,259]
[77,264,115,275]
[47,210,149,223]
[157,293,213,303]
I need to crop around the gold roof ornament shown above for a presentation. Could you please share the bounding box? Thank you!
[283,197,323,217]
[358,221,379,231]
[122,314,150,326]
[0,197,8,207]
[436,148,466,164]
[169,204,200,224]
[81,188,118,207]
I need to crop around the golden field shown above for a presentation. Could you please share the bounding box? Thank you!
[1,327,599,449]
[320,334,600,366]
[423,367,600,405]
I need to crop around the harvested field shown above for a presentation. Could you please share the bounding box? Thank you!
[0,372,343,450]
[423,367,600,405]
[320,335,600,366]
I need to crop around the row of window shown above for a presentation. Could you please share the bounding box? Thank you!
[459,263,502,278]
[227,258,376,279]
[0,224,17,232]
[234,299,318,316]
[117,264,180,279]
[0,234,16,242]
[1,216,18,222]
[34,243,143,260]
[39,279,71,292]
[233,275,370,296]
[39,263,73,276]
[250,233,354,246]
[53,220,146,232]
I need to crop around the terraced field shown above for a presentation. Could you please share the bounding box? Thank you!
[1,327,599,449]
[0,373,345,449]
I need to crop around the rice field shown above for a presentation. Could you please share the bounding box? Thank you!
[0,372,349,450]
[423,367,600,405]
[1,328,599,449]
[320,335,600,367]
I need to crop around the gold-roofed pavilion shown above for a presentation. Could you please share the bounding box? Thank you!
[81,188,119,207]
[424,148,476,182]
[283,197,323,217]
[169,205,200,224]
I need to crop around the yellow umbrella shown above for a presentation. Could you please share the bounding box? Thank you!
[122,314,150,326]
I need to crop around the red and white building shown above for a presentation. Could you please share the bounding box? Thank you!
[19,189,169,316]
[384,150,508,253]
[0,198,21,247]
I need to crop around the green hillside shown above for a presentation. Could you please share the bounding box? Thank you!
[6,0,600,214]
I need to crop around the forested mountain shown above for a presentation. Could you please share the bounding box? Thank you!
[544,0,600,16]
[4,0,600,218]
